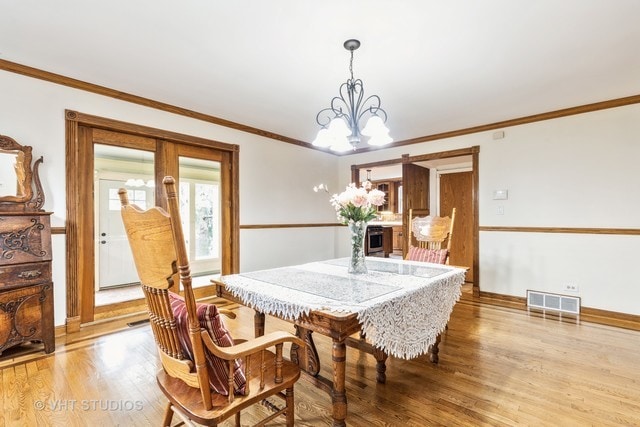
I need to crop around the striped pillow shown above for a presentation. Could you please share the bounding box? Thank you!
[168,292,246,396]
[406,246,449,264]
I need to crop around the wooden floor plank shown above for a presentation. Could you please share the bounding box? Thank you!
[1,298,639,426]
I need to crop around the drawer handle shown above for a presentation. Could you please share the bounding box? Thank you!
[18,270,43,279]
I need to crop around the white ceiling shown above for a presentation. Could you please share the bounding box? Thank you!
[2,1,640,148]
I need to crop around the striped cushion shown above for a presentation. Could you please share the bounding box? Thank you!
[406,246,449,264]
[169,292,246,396]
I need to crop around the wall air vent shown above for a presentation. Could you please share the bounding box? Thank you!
[526,290,580,315]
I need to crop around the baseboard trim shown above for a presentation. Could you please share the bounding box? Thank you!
[464,290,640,331]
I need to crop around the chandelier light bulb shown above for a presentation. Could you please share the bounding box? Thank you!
[312,128,334,147]
[328,118,352,137]
[329,135,354,152]
[361,115,390,137]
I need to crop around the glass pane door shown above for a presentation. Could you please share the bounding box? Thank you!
[179,156,221,282]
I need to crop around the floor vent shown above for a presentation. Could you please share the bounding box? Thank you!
[527,290,580,315]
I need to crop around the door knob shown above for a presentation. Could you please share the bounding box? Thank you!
[101,232,106,237]
[100,240,107,244]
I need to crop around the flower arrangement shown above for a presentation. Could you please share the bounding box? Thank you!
[330,182,386,224]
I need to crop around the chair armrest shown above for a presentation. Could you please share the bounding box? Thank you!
[201,330,305,361]
[218,309,236,319]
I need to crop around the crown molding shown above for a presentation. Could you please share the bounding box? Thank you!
[3,59,640,156]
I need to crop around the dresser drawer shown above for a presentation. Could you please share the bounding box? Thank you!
[0,262,52,289]
[0,214,52,264]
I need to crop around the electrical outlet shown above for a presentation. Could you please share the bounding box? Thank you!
[563,284,579,293]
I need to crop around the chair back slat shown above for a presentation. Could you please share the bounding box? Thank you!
[119,179,213,410]
[407,208,456,264]
[119,176,303,426]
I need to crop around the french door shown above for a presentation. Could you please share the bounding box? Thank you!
[65,112,239,326]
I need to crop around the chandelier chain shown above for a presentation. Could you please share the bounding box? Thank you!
[349,49,355,81]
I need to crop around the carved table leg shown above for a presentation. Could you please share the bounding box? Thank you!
[429,332,442,363]
[331,338,347,427]
[372,347,388,384]
[254,311,265,338]
[290,325,320,376]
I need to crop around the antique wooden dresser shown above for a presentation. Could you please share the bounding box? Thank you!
[0,135,54,356]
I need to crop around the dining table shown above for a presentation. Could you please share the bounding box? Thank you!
[213,256,466,426]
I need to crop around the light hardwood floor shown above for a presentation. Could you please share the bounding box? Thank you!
[1,297,639,426]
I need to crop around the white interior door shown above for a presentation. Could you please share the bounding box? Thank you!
[97,179,151,289]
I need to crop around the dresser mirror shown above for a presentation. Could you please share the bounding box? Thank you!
[0,134,44,211]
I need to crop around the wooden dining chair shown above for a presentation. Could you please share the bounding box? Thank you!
[118,176,304,427]
[405,208,456,264]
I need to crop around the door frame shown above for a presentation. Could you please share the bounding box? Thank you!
[351,146,480,296]
[65,110,239,331]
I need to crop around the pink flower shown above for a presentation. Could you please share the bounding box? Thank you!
[329,182,386,224]
[367,189,386,206]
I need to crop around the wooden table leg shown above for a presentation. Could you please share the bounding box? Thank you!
[254,311,265,338]
[331,339,347,427]
[429,332,441,363]
[373,347,388,383]
[345,335,388,384]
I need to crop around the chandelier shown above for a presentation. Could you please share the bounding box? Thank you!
[312,39,393,152]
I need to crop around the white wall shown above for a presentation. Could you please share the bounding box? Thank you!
[0,70,341,326]
[3,67,639,319]
[341,104,640,315]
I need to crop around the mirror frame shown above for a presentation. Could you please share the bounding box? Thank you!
[0,134,45,211]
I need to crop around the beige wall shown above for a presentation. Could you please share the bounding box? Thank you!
[341,104,640,315]
[2,68,639,320]
[0,70,341,326]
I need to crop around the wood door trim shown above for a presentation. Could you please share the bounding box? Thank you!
[472,150,479,296]
[66,110,238,153]
[480,226,640,235]
[355,146,480,295]
[65,112,240,329]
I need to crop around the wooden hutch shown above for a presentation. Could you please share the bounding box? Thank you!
[0,135,54,356]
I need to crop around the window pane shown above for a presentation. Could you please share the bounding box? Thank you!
[179,156,221,276]
[195,183,219,259]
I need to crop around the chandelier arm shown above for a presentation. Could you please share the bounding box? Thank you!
[315,107,339,128]
[328,83,353,122]
[357,94,388,124]
[344,79,363,135]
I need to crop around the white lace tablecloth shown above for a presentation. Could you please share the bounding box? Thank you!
[220,257,466,359]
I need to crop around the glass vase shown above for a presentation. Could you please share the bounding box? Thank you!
[348,221,368,274]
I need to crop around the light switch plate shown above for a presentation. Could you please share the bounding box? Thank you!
[493,189,508,200]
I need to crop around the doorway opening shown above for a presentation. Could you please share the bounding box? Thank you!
[93,146,224,307]
[65,110,240,330]
[352,146,479,295]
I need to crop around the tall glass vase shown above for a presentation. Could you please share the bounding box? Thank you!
[348,221,368,274]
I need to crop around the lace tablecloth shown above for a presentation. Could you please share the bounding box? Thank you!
[220,257,466,359]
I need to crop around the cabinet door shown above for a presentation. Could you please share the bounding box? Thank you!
[0,282,54,354]
[392,226,403,251]
[375,182,390,211]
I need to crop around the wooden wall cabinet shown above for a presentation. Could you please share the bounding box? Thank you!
[373,180,401,213]
[0,135,54,356]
